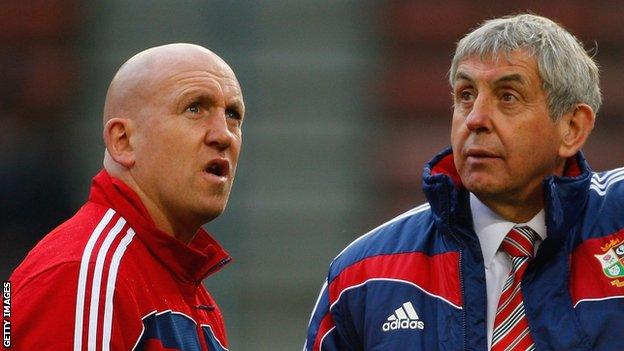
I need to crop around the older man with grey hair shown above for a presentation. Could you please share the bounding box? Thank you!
[305,14,624,350]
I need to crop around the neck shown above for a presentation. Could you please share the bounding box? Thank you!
[156,221,199,245]
[483,200,543,223]
[474,158,567,223]
[105,165,199,244]
[131,187,200,244]
[143,201,200,244]
[477,189,544,223]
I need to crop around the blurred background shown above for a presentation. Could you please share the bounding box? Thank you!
[1,1,623,350]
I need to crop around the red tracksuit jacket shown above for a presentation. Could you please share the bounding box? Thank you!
[10,170,231,350]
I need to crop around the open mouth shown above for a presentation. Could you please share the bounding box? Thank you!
[205,159,230,177]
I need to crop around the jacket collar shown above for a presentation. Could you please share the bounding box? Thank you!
[88,170,231,284]
[422,147,592,243]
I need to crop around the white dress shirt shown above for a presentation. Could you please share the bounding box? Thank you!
[469,193,547,349]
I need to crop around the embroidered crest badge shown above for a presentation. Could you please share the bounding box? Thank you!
[595,240,624,286]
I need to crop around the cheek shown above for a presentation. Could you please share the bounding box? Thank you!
[450,115,466,149]
[504,125,561,175]
[143,140,194,178]
[512,123,560,153]
[230,137,243,161]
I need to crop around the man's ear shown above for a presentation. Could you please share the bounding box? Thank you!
[103,117,136,168]
[558,104,595,158]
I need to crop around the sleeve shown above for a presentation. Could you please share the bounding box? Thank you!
[304,278,357,351]
[11,263,145,350]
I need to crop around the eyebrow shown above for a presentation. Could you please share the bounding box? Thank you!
[176,88,216,105]
[455,72,473,84]
[227,99,245,114]
[495,73,525,85]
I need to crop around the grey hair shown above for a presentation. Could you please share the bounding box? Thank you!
[449,14,601,120]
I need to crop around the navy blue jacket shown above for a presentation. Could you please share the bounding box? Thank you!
[305,148,624,351]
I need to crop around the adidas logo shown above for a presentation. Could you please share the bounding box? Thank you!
[381,301,424,332]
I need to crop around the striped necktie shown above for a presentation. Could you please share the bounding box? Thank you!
[491,225,541,351]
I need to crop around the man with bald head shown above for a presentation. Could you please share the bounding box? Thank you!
[9,43,243,350]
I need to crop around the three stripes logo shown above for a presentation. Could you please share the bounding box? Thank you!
[381,301,424,332]
[590,167,624,196]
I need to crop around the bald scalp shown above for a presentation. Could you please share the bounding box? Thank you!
[102,43,234,124]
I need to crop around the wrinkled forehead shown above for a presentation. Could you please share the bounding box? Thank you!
[104,45,244,123]
[453,49,540,82]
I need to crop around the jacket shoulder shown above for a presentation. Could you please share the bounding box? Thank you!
[586,167,624,223]
[329,203,435,277]
[589,167,624,199]
[577,167,624,241]
[10,203,115,286]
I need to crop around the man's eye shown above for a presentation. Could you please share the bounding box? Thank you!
[187,102,200,113]
[501,93,518,102]
[459,91,474,102]
[226,108,241,121]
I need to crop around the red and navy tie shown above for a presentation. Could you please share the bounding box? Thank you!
[491,225,541,351]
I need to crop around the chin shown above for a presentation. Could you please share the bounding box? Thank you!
[462,175,501,196]
[197,203,228,223]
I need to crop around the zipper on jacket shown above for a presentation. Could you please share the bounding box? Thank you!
[459,249,467,351]
[207,257,231,275]
[196,304,215,311]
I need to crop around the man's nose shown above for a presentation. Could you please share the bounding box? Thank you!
[465,94,493,132]
[205,111,234,150]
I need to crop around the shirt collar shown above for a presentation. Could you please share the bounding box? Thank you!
[470,193,547,268]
